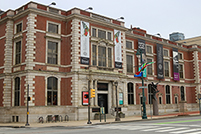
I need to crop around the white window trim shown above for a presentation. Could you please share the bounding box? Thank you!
[45,75,61,106]
[13,39,22,65]
[126,53,134,73]
[126,40,134,49]
[91,26,113,41]
[164,60,170,77]
[12,77,21,106]
[163,49,169,57]
[46,38,61,65]
[46,21,61,34]
[179,63,185,79]
[165,85,172,104]
[147,58,153,75]
[146,44,153,54]
[158,96,163,104]
[14,21,23,34]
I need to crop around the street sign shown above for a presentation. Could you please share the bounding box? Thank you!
[198,94,201,100]
[139,86,147,89]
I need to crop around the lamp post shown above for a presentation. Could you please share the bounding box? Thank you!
[136,49,147,119]
[114,81,120,121]
[25,84,30,126]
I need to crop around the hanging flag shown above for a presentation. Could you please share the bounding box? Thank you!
[135,62,154,75]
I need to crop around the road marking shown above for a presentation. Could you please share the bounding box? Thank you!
[156,127,187,132]
[170,128,201,133]
[156,119,201,124]
[142,127,173,131]
[187,131,201,134]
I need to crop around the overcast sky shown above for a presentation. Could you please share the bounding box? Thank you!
[1,0,200,39]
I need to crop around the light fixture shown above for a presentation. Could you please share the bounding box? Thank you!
[85,7,93,11]
[154,33,161,37]
[48,2,56,7]
[117,17,124,20]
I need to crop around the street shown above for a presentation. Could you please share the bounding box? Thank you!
[1,116,201,134]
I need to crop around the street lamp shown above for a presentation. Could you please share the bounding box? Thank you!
[48,2,56,6]
[116,17,124,20]
[85,7,93,11]
[114,81,120,121]
[136,49,147,119]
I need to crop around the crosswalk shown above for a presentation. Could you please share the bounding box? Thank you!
[91,124,201,134]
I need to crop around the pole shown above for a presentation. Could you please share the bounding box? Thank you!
[115,82,120,121]
[199,99,201,115]
[150,92,152,119]
[87,79,92,124]
[25,84,29,126]
[140,50,147,119]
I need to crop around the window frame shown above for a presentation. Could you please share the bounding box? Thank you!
[147,58,153,75]
[91,27,113,41]
[126,54,133,73]
[146,45,153,54]
[47,21,61,34]
[14,77,20,106]
[148,84,153,104]
[178,52,183,60]
[47,77,58,106]
[126,40,133,49]
[165,85,171,104]
[163,49,169,57]
[15,21,23,34]
[179,64,184,79]
[127,83,134,105]
[164,61,170,77]
[180,86,185,101]
[13,39,22,65]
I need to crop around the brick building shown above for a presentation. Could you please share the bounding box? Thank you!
[0,1,199,123]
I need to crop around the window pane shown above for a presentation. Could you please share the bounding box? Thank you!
[147,46,152,53]
[107,32,111,40]
[98,46,106,66]
[127,83,134,104]
[47,77,58,106]
[126,41,132,49]
[147,58,152,75]
[164,62,169,77]
[92,45,97,66]
[108,48,112,67]
[16,23,22,33]
[48,23,58,33]
[14,77,20,106]
[98,29,106,39]
[15,41,21,64]
[179,64,183,78]
[181,86,185,101]
[126,55,133,73]
[48,41,58,64]
[164,50,168,57]
[92,28,96,37]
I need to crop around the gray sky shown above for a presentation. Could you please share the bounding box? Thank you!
[1,0,201,39]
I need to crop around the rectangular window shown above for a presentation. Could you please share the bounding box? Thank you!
[147,58,152,75]
[92,28,96,37]
[166,86,171,104]
[48,23,58,34]
[14,77,20,106]
[92,45,97,66]
[146,45,152,54]
[126,41,132,49]
[128,83,134,104]
[48,41,58,64]
[159,97,162,104]
[126,55,133,73]
[108,48,112,67]
[98,46,106,66]
[179,64,183,79]
[15,41,21,65]
[164,61,169,77]
[98,29,106,39]
[107,32,111,40]
[49,7,59,14]
[164,49,169,57]
[178,53,183,60]
[16,23,22,33]
[175,96,178,104]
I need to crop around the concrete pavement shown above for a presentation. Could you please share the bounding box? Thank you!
[0,111,200,128]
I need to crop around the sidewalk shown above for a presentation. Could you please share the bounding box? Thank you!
[0,111,200,128]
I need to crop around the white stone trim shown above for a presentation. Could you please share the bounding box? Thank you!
[46,20,61,34]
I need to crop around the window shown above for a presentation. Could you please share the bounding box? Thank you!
[108,48,112,67]
[16,23,22,33]
[175,96,178,104]
[92,45,97,66]
[15,41,21,65]
[147,58,153,75]
[180,86,185,101]
[98,29,106,39]
[148,84,153,104]
[127,83,134,104]
[178,53,183,60]
[159,97,162,104]
[47,77,58,105]
[92,28,96,37]
[107,32,111,40]
[48,23,58,34]
[14,77,20,106]
[146,45,152,54]
[164,49,169,57]
[179,64,184,79]
[140,96,143,104]
[126,55,133,73]
[49,7,59,13]
[98,46,106,66]
[164,61,169,77]
[166,85,171,104]
[126,41,132,49]
[48,41,58,64]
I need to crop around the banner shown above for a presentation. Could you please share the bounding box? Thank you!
[173,48,179,81]
[156,44,164,79]
[114,30,122,68]
[82,91,89,105]
[80,21,89,64]
[119,92,123,105]
[138,39,146,77]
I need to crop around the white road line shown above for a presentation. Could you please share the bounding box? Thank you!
[170,128,201,133]
[142,127,173,131]
[156,127,187,132]
[186,131,201,134]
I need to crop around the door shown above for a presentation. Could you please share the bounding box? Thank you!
[98,94,108,114]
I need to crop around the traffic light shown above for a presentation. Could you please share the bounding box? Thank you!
[84,94,89,99]
[90,89,95,98]
[28,96,32,101]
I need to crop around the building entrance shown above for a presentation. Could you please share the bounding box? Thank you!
[98,94,108,114]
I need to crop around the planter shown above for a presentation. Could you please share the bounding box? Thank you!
[94,114,105,120]
[119,113,125,118]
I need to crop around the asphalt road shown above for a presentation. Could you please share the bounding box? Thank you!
[1,116,201,134]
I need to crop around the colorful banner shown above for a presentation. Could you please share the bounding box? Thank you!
[173,48,179,81]
[114,30,122,68]
[138,39,146,77]
[156,44,164,79]
[80,21,89,64]
[119,92,123,105]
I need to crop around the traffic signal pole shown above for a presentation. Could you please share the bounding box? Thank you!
[25,84,30,126]
[87,80,92,124]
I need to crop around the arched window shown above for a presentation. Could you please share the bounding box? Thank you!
[14,77,20,106]
[166,85,170,104]
[148,84,153,104]
[127,83,134,104]
[47,77,58,105]
[180,86,185,101]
